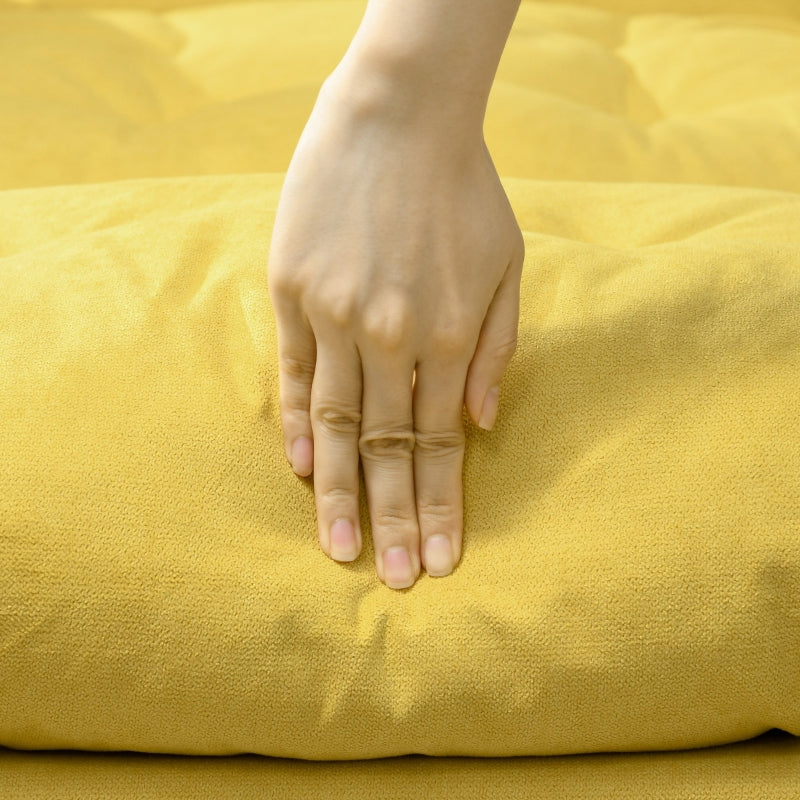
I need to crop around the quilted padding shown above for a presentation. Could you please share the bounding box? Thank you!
[1,0,799,763]
[1,1,799,190]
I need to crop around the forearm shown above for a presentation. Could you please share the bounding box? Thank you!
[327,0,521,132]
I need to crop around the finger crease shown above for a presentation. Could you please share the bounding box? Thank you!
[359,431,415,460]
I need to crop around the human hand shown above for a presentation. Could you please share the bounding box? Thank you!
[268,66,524,589]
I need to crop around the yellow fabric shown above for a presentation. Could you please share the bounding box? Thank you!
[1,0,799,774]
[2,730,800,799]
[2,0,800,192]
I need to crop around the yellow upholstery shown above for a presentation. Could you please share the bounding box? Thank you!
[2,730,800,799]
[1,0,798,779]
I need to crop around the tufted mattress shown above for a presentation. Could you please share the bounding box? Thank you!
[1,0,799,796]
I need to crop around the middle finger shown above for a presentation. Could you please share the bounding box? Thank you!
[359,351,420,590]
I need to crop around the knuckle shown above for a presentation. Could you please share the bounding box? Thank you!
[361,296,414,350]
[358,429,415,461]
[490,331,518,362]
[328,296,355,329]
[282,395,310,416]
[414,428,465,460]
[373,506,417,530]
[514,230,526,262]
[429,316,473,356]
[267,262,297,297]
[308,285,356,330]
[416,497,456,521]
[281,355,315,381]
[313,406,362,436]
[318,485,357,508]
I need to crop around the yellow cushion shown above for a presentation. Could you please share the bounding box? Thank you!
[1,171,798,758]
[1,0,799,760]
[2,730,800,799]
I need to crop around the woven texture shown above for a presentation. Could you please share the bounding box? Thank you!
[2,731,800,799]
[1,0,799,765]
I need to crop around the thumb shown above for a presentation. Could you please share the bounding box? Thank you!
[464,252,523,431]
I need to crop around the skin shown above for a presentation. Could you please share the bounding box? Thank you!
[268,0,524,589]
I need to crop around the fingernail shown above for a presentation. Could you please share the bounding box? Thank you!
[382,546,415,589]
[424,535,453,577]
[330,518,359,562]
[478,386,500,431]
[291,436,313,476]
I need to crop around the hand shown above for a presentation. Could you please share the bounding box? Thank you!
[268,68,524,589]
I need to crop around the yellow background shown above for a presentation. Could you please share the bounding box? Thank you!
[1,0,799,792]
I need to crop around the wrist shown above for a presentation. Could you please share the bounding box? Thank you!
[321,47,487,144]
[323,0,520,133]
